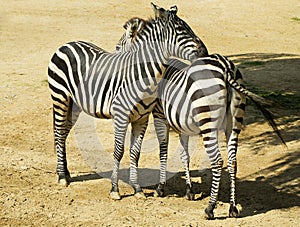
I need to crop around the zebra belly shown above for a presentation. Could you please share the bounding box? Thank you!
[163,99,201,135]
[129,99,157,122]
[111,87,158,123]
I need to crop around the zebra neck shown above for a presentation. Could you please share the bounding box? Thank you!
[125,42,166,80]
[131,20,169,65]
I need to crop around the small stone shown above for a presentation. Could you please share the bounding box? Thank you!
[68,199,74,205]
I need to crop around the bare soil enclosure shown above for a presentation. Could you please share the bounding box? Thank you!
[0,0,299,226]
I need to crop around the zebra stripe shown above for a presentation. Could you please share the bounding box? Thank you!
[48,3,207,200]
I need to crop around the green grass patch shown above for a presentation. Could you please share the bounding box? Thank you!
[238,61,265,68]
[259,91,283,98]
[291,17,300,22]
[246,90,300,110]
[41,79,49,86]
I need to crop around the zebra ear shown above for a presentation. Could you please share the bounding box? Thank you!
[132,18,145,35]
[169,5,178,14]
[124,18,145,39]
[123,22,128,30]
[151,2,167,19]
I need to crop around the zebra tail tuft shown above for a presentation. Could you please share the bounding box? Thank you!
[246,90,273,108]
[245,92,287,148]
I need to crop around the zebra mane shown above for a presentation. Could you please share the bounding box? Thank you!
[122,3,179,42]
[123,15,173,41]
[123,17,147,41]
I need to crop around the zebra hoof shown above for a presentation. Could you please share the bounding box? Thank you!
[153,190,161,197]
[185,185,195,200]
[229,205,239,218]
[185,192,195,200]
[58,174,70,187]
[58,178,69,187]
[204,203,216,220]
[134,192,146,200]
[154,183,165,197]
[110,191,121,200]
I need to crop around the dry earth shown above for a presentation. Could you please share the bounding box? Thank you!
[0,0,299,226]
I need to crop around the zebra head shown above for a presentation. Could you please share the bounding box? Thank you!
[152,3,208,61]
[115,3,208,62]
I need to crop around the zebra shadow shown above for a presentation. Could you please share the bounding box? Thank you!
[70,147,299,218]
[70,168,197,199]
[69,167,203,199]
[70,167,184,194]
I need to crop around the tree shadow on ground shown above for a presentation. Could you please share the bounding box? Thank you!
[70,147,299,218]
[155,146,299,217]
[228,53,300,146]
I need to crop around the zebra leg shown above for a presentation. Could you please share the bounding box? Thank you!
[129,118,149,199]
[225,89,245,217]
[202,132,223,219]
[179,134,194,200]
[226,130,240,218]
[53,98,81,186]
[110,115,129,200]
[153,117,169,197]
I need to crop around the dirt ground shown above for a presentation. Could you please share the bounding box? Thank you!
[0,0,299,226]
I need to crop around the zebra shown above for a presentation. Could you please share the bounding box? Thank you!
[154,56,287,219]
[116,19,286,219]
[47,3,208,200]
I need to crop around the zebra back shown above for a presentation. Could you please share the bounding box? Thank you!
[153,53,285,146]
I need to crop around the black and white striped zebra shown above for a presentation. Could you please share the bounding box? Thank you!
[116,18,286,219]
[48,3,207,200]
[157,56,285,219]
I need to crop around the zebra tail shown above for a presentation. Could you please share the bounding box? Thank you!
[246,92,287,147]
[226,70,287,147]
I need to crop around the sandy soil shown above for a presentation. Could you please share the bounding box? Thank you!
[0,0,299,226]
